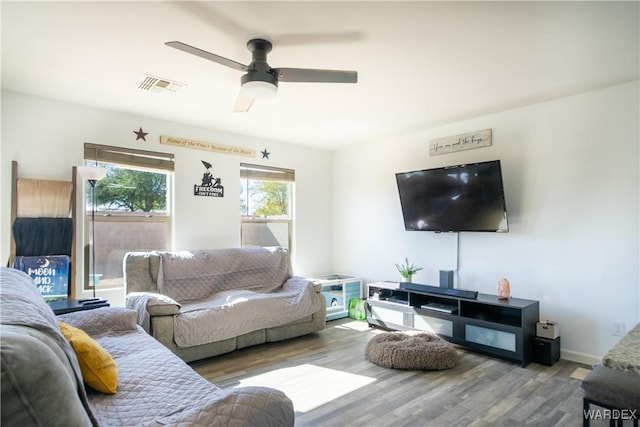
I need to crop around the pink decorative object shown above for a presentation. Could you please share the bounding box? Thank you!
[498,278,511,300]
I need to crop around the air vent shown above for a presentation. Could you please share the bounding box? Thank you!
[137,74,186,94]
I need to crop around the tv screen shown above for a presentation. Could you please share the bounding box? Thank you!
[395,160,509,232]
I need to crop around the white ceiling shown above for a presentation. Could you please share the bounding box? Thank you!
[2,1,638,150]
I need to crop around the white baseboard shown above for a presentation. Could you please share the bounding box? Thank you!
[561,349,600,366]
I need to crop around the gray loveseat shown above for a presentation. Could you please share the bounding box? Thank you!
[0,267,295,426]
[124,247,326,362]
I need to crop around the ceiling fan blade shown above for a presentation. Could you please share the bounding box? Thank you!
[233,91,254,112]
[274,68,357,84]
[165,41,249,72]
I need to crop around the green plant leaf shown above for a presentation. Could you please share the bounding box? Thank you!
[395,257,422,277]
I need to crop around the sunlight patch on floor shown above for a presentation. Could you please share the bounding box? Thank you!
[334,320,371,332]
[570,367,591,380]
[235,364,376,412]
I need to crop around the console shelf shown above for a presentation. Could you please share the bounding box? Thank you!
[366,282,540,367]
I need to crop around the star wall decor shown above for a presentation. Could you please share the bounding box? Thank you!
[134,127,149,141]
[261,148,270,159]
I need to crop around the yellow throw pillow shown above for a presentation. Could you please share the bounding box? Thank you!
[58,321,118,394]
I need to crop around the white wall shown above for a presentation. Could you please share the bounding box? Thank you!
[332,81,639,363]
[3,83,638,362]
[1,90,334,304]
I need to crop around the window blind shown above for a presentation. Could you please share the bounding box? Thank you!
[240,163,295,182]
[84,143,174,171]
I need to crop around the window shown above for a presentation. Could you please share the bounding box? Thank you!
[240,163,295,251]
[83,143,174,290]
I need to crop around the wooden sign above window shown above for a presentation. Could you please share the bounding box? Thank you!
[160,136,256,158]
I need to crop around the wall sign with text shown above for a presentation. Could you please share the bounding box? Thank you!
[161,135,255,158]
[429,129,492,156]
[13,255,70,300]
[194,160,224,197]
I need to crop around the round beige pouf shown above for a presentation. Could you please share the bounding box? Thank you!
[365,331,458,370]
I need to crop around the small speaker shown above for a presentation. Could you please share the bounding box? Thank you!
[439,270,454,288]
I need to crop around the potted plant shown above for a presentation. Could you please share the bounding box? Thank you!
[394,257,423,283]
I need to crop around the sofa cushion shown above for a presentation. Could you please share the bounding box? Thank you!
[173,278,321,347]
[1,324,93,427]
[582,364,640,410]
[58,307,139,336]
[59,321,118,394]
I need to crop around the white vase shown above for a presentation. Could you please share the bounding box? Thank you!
[401,276,412,283]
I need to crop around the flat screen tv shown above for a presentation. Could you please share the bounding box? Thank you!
[395,160,509,232]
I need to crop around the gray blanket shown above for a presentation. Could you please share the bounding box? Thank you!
[157,247,292,301]
[59,308,294,426]
[130,247,322,347]
[0,268,98,426]
[174,276,321,346]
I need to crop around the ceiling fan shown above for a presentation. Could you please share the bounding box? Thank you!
[165,39,358,112]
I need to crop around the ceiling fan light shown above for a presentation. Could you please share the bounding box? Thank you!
[242,80,277,99]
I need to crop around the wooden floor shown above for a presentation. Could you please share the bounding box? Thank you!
[191,318,605,427]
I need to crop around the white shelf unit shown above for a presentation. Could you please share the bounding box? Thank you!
[309,275,363,321]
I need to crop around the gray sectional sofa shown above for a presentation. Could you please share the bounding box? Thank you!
[0,267,295,426]
[124,247,326,362]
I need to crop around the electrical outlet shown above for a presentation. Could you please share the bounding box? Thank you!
[613,322,626,337]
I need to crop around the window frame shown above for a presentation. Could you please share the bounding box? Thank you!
[83,143,174,291]
[240,163,295,252]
